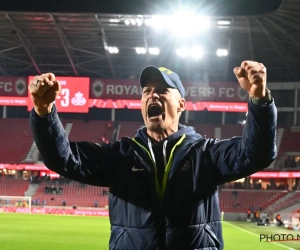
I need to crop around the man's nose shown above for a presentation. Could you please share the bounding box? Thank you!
[150,90,159,99]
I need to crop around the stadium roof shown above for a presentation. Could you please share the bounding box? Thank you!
[0,0,299,82]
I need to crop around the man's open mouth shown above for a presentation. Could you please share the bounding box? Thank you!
[148,104,164,119]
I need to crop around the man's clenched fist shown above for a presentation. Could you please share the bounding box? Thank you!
[28,73,61,116]
[233,61,267,99]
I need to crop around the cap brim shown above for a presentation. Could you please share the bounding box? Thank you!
[140,66,177,89]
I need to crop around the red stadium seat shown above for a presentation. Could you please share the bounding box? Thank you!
[218,189,288,213]
[0,118,33,163]
[32,181,109,207]
[0,178,29,196]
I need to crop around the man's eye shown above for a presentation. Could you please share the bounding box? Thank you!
[161,89,168,93]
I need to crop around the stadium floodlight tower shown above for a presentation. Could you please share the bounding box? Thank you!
[0,196,32,214]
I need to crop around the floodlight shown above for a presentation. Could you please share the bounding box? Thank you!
[136,47,146,54]
[108,47,119,54]
[136,19,143,26]
[130,19,136,25]
[110,19,120,23]
[216,49,228,57]
[149,47,160,55]
[218,20,231,25]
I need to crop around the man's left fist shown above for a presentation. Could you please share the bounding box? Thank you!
[233,61,267,99]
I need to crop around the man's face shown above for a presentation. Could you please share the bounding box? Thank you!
[141,76,186,132]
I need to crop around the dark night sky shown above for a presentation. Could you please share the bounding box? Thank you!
[0,0,283,16]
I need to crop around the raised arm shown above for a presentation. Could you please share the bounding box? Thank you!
[205,61,277,185]
[30,105,121,186]
[28,73,121,186]
[206,99,277,185]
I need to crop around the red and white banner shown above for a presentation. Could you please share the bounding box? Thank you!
[89,99,248,112]
[27,76,90,113]
[0,75,249,111]
[0,164,49,171]
[90,79,249,102]
[0,207,109,216]
[250,172,300,178]
[0,96,28,106]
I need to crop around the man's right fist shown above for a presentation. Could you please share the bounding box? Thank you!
[28,73,61,116]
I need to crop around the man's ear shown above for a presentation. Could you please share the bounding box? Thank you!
[178,98,186,113]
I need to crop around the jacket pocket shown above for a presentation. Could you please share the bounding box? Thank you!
[110,226,126,250]
[204,224,220,248]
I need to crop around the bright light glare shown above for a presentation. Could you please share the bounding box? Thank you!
[124,19,130,25]
[144,19,152,26]
[176,46,203,59]
[147,12,209,36]
[149,47,160,55]
[218,20,231,25]
[149,15,166,30]
[216,49,228,57]
[218,25,230,30]
[190,46,203,59]
[135,47,146,54]
[107,47,119,54]
[167,12,210,36]
[176,47,189,57]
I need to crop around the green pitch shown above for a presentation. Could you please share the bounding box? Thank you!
[0,213,299,250]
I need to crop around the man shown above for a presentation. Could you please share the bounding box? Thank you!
[276,213,283,226]
[29,61,277,250]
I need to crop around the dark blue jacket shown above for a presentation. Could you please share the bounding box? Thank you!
[29,100,277,250]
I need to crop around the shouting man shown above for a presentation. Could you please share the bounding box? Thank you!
[29,61,277,250]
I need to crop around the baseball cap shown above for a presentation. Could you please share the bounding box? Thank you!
[139,66,185,98]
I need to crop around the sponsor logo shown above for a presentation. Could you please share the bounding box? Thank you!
[237,87,248,101]
[93,81,103,97]
[15,78,26,95]
[71,92,86,106]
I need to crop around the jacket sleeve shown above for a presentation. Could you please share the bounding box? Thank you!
[205,100,277,185]
[29,105,122,187]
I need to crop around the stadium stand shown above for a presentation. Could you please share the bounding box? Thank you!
[0,118,33,163]
[116,122,241,140]
[32,180,109,207]
[267,191,300,213]
[189,123,215,138]
[218,190,288,212]
[1,118,300,212]
[26,185,288,210]
[220,124,243,140]
[66,120,114,143]
[0,178,29,196]
[118,121,143,139]
[276,127,300,164]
